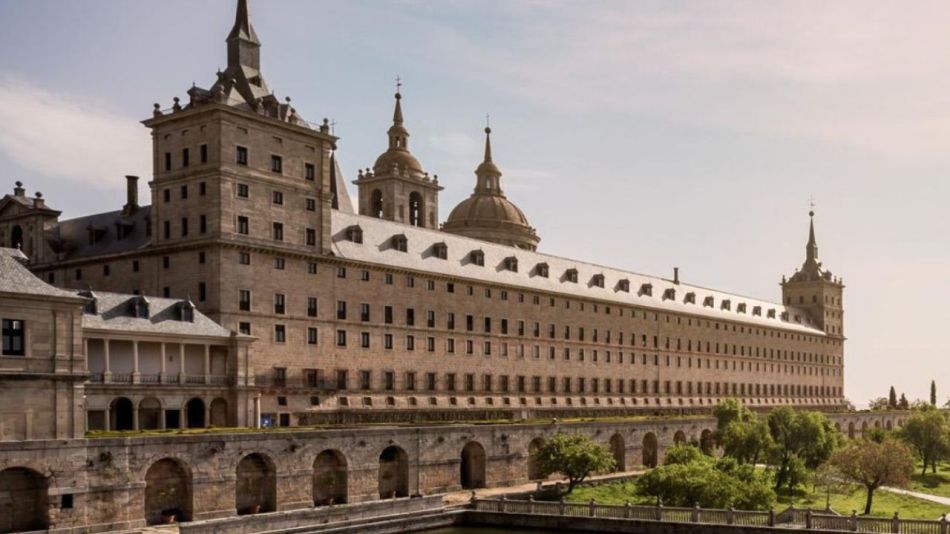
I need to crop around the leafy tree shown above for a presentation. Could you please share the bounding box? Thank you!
[863,427,889,444]
[719,418,773,465]
[899,409,950,475]
[832,438,914,515]
[812,463,854,511]
[713,399,754,432]
[767,407,839,492]
[635,452,775,510]
[899,393,909,410]
[889,386,898,409]
[663,443,705,466]
[932,381,938,407]
[535,433,616,495]
[868,397,890,411]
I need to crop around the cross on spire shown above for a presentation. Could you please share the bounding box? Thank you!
[485,113,491,129]
[808,195,816,216]
[396,75,402,94]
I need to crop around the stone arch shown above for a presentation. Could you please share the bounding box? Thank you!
[0,467,47,533]
[874,420,881,429]
[9,226,22,250]
[185,398,205,429]
[378,446,409,498]
[642,432,658,468]
[209,398,228,427]
[527,438,545,480]
[609,433,625,472]
[834,422,841,433]
[886,420,893,431]
[673,430,687,446]
[861,421,869,433]
[236,453,276,515]
[371,190,384,218]
[460,441,486,489]
[848,421,855,439]
[110,397,135,431]
[313,449,347,506]
[700,429,714,455]
[408,191,424,227]
[144,458,192,525]
[139,397,162,430]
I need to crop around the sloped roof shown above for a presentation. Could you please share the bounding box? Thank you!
[330,211,824,335]
[79,291,234,339]
[0,248,83,300]
[47,206,151,261]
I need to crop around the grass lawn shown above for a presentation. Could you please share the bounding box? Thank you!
[562,478,950,520]
[909,462,950,499]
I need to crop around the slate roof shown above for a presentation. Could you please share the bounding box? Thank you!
[0,247,83,300]
[330,211,824,335]
[78,291,234,339]
[46,206,151,261]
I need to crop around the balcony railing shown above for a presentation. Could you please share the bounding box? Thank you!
[254,375,339,391]
[85,374,232,386]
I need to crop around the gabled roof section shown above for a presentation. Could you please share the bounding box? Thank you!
[45,206,151,261]
[79,291,235,338]
[0,248,83,301]
[330,211,824,334]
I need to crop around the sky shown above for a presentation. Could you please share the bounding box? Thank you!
[1,0,949,407]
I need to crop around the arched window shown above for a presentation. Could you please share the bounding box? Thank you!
[408,192,423,227]
[10,225,23,250]
[371,190,384,218]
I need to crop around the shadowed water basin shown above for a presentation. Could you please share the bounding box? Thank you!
[421,529,563,534]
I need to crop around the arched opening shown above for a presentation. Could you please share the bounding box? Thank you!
[527,438,545,480]
[861,421,869,434]
[378,446,409,499]
[185,398,205,429]
[9,226,23,251]
[313,450,347,506]
[236,454,276,515]
[700,429,714,455]
[408,192,423,227]
[609,434,625,472]
[209,398,228,427]
[642,432,658,468]
[110,397,135,431]
[144,458,192,525]
[139,398,162,430]
[460,441,486,489]
[886,420,893,431]
[834,422,841,433]
[673,431,687,446]
[0,468,47,533]
[874,420,881,429]
[848,422,855,439]
[371,190,384,218]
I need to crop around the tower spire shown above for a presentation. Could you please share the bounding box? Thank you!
[474,125,502,194]
[227,0,260,71]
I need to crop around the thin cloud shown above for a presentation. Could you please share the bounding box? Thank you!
[0,75,150,187]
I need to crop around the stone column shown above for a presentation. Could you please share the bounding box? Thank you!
[179,344,186,384]
[160,343,167,383]
[160,407,166,430]
[203,344,211,385]
[132,403,139,431]
[132,340,140,384]
[253,394,262,429]
[103,339,112,382]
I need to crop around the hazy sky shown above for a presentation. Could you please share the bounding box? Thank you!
[2,0,949,407]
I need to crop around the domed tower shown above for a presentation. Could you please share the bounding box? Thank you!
[353,89,442,228]
[781,209,845,337]
[443,127,540,250]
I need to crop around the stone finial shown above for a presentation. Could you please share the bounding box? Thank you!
[153,103,162,117]
[172,97,182,112]
[13,181,25,196]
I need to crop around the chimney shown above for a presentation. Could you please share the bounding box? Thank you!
[673,267,680,285]
[13,181,25,197]
[33,191,45,209]
[123,175,139,215]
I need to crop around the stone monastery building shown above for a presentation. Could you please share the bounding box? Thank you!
[0,0,846,431]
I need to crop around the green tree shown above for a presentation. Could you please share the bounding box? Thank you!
[931,381,937,407]
[899,409,950,475]
[899,393,909,410]
[635,452,775,509]
[720,418,773,465]
[767,407,839,492]
[832,438,914,515]
[713,399,754,432]
[535,433,616,495]
[663,443,705,466]
[869,397,890,411]
[889,386,898,409]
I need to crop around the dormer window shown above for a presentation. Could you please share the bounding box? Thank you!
[793,314,802,323]
[503,256,518,272]
[752,306,762,316]
[432,242,448,260]
[721,299,731,311]
[534,263,549,278]
[767,309,776,319]
[564,268,579,283]
[703,296,714,308]
[591,274,605,288]
[391,234,408,252]
[639,283,653,297]
[663,288,675,301]
[617,279,630,293]
[345,225,363,244]
[737,303,747,314]
[131,296,150,319]
[179,300,195,323]
[684,292,696,304]
[469,250,485,266]
[780,311,790,321]
[87,225,107,245]
[80,290,98,315]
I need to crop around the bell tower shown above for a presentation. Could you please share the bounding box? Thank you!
[781,209,845,337]
[353,87,442,229]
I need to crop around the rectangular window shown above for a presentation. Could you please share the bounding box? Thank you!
[307,327,318,345]
[274,294,285,314]
[103,264,110,277]
[384,306,393,324]
[306,228,316,246]
[272,191,284,205]
[239,290,251,311]
[1,319,25,356]
[236,146,248,165]
[306,198,316,211]
[182,148,190,168]
[181,217,188,236]
[200,144,208,164]
[198,282,206,302]
[360,371,371,390]
[132,260,140,272]
[164,152,172,171]
[360,303,370,322]
[406,308,415,326]
[361,332,370,348]
[237,216,249,235]
[305,163,315,181]
[199,181,206,196]
[239,322,251,335]
[237,183,249,198]
[272,222,283,241]
[308,297,318,317]
[337,301,347,320]
[384,334,394,349]
[336,330,347,347]
[163,220,171,239]
[199,215,207,234]
[271,154,283,173]
[239,252,250,265]
[274,324,286,343]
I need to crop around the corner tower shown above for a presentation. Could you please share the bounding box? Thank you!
[781,210,844,337]
[443,127,540,250]
[353,90,442,228]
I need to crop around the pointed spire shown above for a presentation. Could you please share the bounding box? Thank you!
[475,126,503,194]
[393,92,404,126]
[483,126,493,163]
[806,209,818,264]
[227,0,261,72]
[228,0,259,44]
